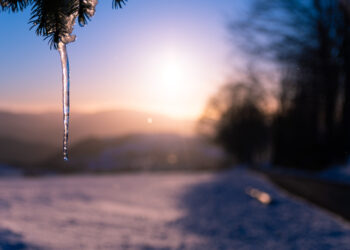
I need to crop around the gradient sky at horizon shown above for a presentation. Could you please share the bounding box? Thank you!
[0,0,247,119]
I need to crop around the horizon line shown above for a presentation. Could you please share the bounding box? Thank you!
[0,107,198,121]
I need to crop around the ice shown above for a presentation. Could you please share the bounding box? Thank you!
[82,0,99,18]
[57,42,70,161]
[56,0,99,160]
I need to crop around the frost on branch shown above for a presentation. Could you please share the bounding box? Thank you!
[30,0,100,48]
[29,0,127,47]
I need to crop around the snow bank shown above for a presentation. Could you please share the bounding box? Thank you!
[0,165,22,177]
[0,169,349,249]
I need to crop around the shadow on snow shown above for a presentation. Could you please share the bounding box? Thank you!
[174,169,350,250]
[0,228,41,250]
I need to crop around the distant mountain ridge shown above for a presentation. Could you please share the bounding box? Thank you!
[38,133,227,174]
[0,136,56,166]
[0,109,195,147]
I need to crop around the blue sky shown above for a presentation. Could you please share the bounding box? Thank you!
[0,0,248,118]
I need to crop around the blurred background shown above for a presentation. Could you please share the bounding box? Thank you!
[0,0,349,175]
[0,0,233,174]
[1,0,350,249]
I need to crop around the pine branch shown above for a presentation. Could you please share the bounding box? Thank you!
[112,0,127,9]
[0,0,31,12]
[78,0,97,27]
[78,0,126,26]
[30,0,79,49]
[29,0,128,49]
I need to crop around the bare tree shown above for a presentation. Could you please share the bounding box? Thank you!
[229,0,350,168]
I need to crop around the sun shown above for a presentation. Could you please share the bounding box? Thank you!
[161,61,184,88]
[159,57,188,97]
[141,49,204,118]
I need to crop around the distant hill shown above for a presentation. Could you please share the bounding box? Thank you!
[0,110,195,147]
[0,137,56,166]
[39,134,227,174]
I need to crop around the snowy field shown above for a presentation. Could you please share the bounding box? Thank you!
[0,169,350,250]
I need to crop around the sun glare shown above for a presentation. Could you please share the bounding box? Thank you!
[141,48,208,118]
[159,58,188,97]
[161,62,184,91]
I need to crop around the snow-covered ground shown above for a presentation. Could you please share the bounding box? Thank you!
[318,164,350,183]
[262,163,350,184]
[0,165,22,177]
[0,169,350,250]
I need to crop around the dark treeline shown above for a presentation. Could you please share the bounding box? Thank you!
[200,0,350,170]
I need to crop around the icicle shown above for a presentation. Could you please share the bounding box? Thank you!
[58,42,70,161]
[55,0,98,161]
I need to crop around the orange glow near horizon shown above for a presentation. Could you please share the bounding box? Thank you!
[0,0,235,121]
[0,48,223,120]
[141,48,211,119]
